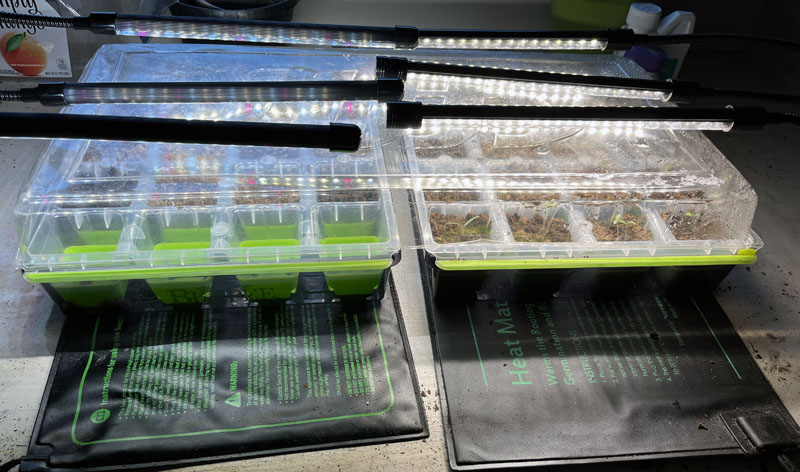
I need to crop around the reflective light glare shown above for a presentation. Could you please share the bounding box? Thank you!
[419,37,607,51]
[407,72,671,102]
[417,118,734,134]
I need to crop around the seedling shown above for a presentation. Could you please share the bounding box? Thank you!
[430,212,491,243]
[664,209,720,240]
[591,210,651,242]
[463,215,482,227]
[507,208,572,243]
[610,214,638,240]
[534,201,561,236]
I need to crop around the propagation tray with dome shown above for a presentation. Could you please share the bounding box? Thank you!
[13,44,761,309]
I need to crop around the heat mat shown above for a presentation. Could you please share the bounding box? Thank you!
[22,277,427,471]
[421,257,800,470]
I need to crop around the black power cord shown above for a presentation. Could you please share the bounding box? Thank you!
[0,457,20,472]
[692,88,800,105]
[639,32,800,54]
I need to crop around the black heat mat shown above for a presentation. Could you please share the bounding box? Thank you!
[22,275,426,471]
[421,255,800,470]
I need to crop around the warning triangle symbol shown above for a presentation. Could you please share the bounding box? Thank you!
[224,392,241,408]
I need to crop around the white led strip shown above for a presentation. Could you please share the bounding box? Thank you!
[417,118,734,135]
[419,37,607,50]
[407,72,671,102]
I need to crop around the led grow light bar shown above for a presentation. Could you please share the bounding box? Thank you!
[377,56,674,102]
[385,101,788,133]
[5,11,800,53]
[2,79,404,106]
[0,113,362,151]
[376,57,800,105]
[0,11,634,51]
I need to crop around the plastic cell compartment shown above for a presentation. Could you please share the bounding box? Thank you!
[232,204,303,300]
[14,45,400,308]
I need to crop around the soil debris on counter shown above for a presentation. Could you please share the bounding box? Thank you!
[430,212,491,243]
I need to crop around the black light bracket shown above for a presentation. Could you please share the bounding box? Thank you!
[0,113,362,151]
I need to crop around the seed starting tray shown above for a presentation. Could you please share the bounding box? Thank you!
[14,47,399,308]
[14,45,762,310]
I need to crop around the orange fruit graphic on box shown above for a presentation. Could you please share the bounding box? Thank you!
[1,32,47,76]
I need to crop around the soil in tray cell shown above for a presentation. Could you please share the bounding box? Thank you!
[59,181,137,208]
[663,212,722,240]
[233,187,301,205]
[82,142,148,163]
[494,160,550,174]
[59,199,131,209]
[154,176,220,185]
[430,212,491,244]
[148,196,218,207]
[149,179,219,207]
[317,189,380,202]
[478,140,538,160]
[496,191,559,203]
[414,145,467,160]
[413,135,468,159]
[508,213,572,243]
[573,191,642,202]
[423,190,481,202]
[590,213,653,242]
[649,190,707,201]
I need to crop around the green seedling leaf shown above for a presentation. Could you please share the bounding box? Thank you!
[612,214,623,225]
[5,33,25,54]
[463,215,481,228]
